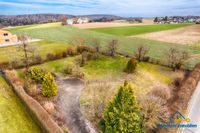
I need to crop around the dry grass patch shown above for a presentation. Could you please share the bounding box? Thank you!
[134,25,200,45]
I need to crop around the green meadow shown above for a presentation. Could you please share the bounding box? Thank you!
[2,22,199,69]
[89,23,193,36]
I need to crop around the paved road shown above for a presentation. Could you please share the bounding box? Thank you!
[0,39,41,47]
[181,82,200,133]
[56,78,96,133]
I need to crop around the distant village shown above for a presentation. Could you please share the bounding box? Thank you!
[154,16,200,24]
[63,16,200,25]
[63,17,143,25]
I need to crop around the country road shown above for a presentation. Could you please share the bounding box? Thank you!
[181,81,200,133]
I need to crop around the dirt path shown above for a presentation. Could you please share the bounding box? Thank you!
[56,78,96,133]
[133,25,200,45]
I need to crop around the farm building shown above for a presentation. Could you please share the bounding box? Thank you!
[66,17,90,25]
[77,17,90,24]
[0,29,18,44]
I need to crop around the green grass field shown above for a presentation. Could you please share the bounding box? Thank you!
[0,41,69,62]
[0,76,41,133]
[89,23,193,36]
[21,55,179,85]
[2,22,200,69]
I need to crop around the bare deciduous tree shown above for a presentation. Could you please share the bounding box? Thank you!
[71,36,85,46]
[165,47,189,71]
[61,16,67,25]
[134,44,149,62]
[80,51,87,67]
[108,39,118,56]
[18,35,35,71]
[93,38,101,53]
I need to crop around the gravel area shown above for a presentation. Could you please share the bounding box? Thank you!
[56,78,96,133]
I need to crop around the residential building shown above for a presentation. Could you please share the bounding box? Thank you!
[66,19,74,25]
[66,17,89,25]
[0,29,18,44]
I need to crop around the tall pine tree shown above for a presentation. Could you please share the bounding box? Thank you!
[102,81,144,133]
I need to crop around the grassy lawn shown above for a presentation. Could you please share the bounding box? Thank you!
[22,55,181,85]
[2,22,199,69]
[89,23,193,36]
[0,41,69,62]
[0,76,41,133]
[78,56,184,131]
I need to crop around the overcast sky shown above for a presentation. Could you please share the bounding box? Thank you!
[0,0,200,17]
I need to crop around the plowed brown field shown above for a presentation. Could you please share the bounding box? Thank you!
[133,25,200,45]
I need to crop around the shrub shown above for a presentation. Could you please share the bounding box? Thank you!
[24,79,40,96]
[66,47,77,56]
[62,51,67,58]
[125,58,137,73]
[32,55,43,65]
[54,52,63,59]
[10,60,24,69]
[102,81,144,133]
[4,70,20,83]
[108,39,118,56]
[0,61,10,69]
[86,53,93,61]
[60,64,84,79]
[77,45,94,53]
[173,77,183,88]
[140,95,169,132]
[148,84,171,101]
[60,65,74,75]
[42,72,58,97]
[46,52,55,61]
[74,70,84,79]
[27,67,45,83]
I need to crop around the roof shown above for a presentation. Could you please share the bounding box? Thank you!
[0,29,10,33]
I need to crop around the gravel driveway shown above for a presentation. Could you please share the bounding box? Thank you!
[56,78,96,133]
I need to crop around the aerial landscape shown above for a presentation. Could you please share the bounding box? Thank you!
[0,0,200,133]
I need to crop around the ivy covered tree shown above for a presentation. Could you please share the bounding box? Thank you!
[101,81,144,133]
[42,72,58,97]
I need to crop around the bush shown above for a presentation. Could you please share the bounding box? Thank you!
[24,79,40,96]
[54,52,63,60]
[140,95,169,132]
[4,70,20,83]
[42,72,58,97]
[66,47,77,56]
[0,61,10,69]
[77,45,94,53]
[46,52,55,61]
[102,81,144,133]
[62,51,67,58]
[32,55,43,65]
[60,65,74,75]
[27,67,45,83]
[125,58,137,73]
[10,60,24,69]
[148,84,171,101]
[173,77,183,88]
[60,64,84,79]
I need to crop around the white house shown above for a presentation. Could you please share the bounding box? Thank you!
[77,18,89,24]
[66,19,74,25]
